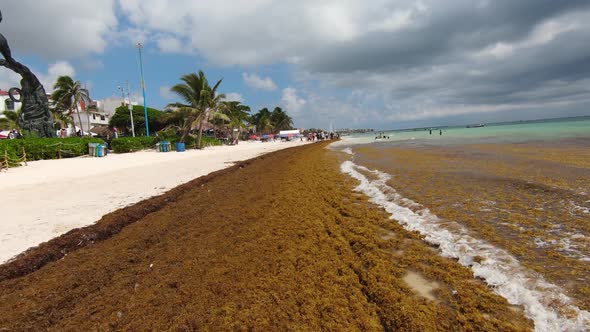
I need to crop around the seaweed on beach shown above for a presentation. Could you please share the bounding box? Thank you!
[0,142,532,331]
[354,142,590,312]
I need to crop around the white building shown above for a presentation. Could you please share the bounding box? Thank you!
[99,97,138,116]
[70,100,111,134]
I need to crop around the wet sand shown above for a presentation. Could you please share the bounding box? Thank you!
[0,142,531,331]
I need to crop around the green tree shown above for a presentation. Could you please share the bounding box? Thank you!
[168,70,228,147]
[221,101,251,144]
[50,103,71,131]
[251,108,273,134]
[109,105,167,136]
[50,76,91,135]
[270,106,293,131]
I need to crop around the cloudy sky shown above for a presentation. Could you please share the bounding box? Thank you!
[1,0,589,129]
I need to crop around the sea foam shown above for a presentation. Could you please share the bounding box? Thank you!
[340,160,590,332]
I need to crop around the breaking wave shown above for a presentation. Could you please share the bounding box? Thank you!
[340,160,590,332]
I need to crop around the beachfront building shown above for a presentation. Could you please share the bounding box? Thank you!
[52,98,112,136]
[0,89,22,119]
[72,100,111,130]
[99,97,138,116]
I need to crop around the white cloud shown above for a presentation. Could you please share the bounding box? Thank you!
[242,73,277,91]
[156,35,192,54]
[6,1,590,127]
[281,87,306,115]
[0,69,21,91]
[1,1,117,59]
[159,86,175,100]
[224,92,244,103]
[0,61,75,94]
[39,61,76,93]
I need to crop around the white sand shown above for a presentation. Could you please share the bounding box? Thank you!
[0,140,310,263]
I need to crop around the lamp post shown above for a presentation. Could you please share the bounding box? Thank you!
[117,83,135,137]
[136,42,149,136]
[126,81,135,137]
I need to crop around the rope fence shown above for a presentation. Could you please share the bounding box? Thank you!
[1,142,90,171]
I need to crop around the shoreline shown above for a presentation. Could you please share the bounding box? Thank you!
[0,141,532,331]
[0,140,310,264]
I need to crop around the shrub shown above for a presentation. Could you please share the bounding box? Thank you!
[110,137,158,153]
[0,137,104,167]
[153,130,220,150]
[199,136,221,149]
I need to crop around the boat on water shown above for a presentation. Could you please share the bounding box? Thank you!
[466,124,485,128]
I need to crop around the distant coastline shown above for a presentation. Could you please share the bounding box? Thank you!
[375,114,590,133]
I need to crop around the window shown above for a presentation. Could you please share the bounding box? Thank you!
[5,100,14,111]
[92,114,96,120]
[100,115,105,121]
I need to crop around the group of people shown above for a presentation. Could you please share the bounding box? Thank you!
[428,129,443,135]
[57,128,83,138]
[6,129,21,139]
[306,131,338,142]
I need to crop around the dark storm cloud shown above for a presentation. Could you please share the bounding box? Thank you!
[303,0,590,73]
[296,0,590,125]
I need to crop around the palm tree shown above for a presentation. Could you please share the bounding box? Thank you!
[51,76,91,136]
[251,108,273,134]
[50,103,71,132]
[222,101,250,144]
[270,106,293,131]
[168,70,228,148]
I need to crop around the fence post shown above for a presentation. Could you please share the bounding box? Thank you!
[4,149,8,169]
[58,142,61,159]
[22,146,27,166]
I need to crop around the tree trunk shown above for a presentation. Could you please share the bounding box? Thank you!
[75,104,84,135]
[180,117,191,143]
[70,111,77,137]
[196,118,204,149]
[196,109,208,149]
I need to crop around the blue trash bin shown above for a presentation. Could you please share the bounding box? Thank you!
[158,141,171,152]
[175,142,186,152]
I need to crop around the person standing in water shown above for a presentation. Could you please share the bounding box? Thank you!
[439,129,442,135]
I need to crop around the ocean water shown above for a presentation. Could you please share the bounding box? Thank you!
[334,117,590,331]
[344,116,590,145]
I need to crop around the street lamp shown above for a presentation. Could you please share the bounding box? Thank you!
[118,82,135,137]
[136,42,149,136]
[126,81,135,137]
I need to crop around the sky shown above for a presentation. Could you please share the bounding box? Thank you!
[0,0,589,130]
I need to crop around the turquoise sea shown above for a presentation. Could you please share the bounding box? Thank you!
[350,116,590,144]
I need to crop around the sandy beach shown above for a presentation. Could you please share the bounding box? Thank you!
[0,140,309,263]
[0,142,532,331]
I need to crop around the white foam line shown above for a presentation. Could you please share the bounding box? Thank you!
[340,160,590,332]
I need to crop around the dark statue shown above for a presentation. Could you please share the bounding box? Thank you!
[0,10,54,137]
